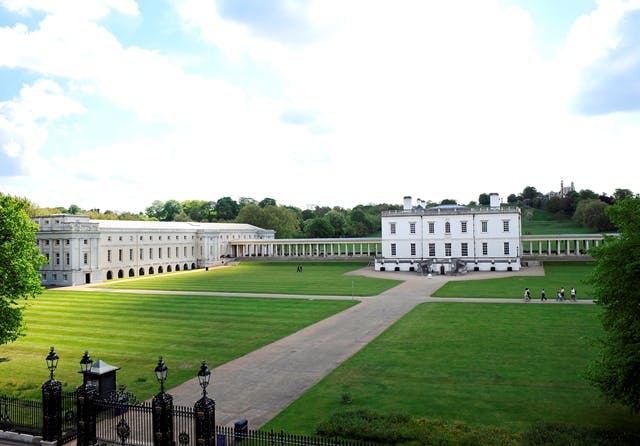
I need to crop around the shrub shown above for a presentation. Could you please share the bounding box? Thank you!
[522,422,640,446]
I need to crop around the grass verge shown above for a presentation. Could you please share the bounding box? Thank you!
[97,262,401,296]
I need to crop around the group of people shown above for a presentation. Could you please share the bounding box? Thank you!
[523,287,576,302]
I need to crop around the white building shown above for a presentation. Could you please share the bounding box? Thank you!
[375,195,521,274]
[33,214,275,286]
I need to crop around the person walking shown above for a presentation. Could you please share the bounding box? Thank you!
[541,288,546,302]
[524,287,531,302]
[570,287,576,302]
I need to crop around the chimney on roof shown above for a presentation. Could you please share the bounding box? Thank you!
[489,193,501,208]
[403,196,412,211]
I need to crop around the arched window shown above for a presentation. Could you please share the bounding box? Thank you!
[106,271,113,280]
[139,268,145,276]
[129,268,135,277]
[158,266,163,273]
[167,265,172,272]
[175,264,181,271]
[117,270,124,278]
[149,267,154,274]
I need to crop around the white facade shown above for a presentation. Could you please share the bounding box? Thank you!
[375,197,521,274]
[33,214,275,286]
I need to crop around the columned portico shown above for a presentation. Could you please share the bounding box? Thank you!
[230,238,382,260]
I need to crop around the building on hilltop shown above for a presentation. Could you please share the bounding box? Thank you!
[32,214,275,286]
[375,194,522,274]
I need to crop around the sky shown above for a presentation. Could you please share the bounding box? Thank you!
[1,0,640,213]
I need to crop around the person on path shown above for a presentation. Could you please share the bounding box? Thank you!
[556,289,562,302]
[570,287,576,302]
[560,287,565,301]
[541,288,546,302]
[524,287,531,302]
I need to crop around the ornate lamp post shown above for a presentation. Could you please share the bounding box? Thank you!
[152,357,173,446]
[77,350,98,446]
[194,361,216,446]
[42,346,62,442]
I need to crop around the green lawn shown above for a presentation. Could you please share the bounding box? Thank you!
[99,262,401,296]
[521,208,598,235]
[264,303,639,435]
[432,262,595,299]
[0,291,357,400]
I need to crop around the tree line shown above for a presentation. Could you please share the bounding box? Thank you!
[29,185,637,237]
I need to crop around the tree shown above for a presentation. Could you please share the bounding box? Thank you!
[0,193,46,345]
[587,197,640,412]
[573,199,614,232]
[478,193,490,206]
[145,200,166,220]
[613,188,634,202]
[259,197,277,208]
[162,199,183,221]
[68,204,81,214]
[215,197,240,221]
[304,217,334,238]
[522,186,538,200]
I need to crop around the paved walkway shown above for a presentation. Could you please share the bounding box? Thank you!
[132,266,588,428]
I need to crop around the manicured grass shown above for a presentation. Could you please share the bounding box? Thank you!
[263,303,639,435]
[432,262,595,299]
[0,290,357,401]
[521,209,598,235]
[99,262,401,296]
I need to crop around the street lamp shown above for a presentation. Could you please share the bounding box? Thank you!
[152,357,173,446]
[197,361,211,397]
[42,347,62,442]
[194,360,215,446]
[46,346,59,381]
[155,356,168,393]
[77,350,97,446]
[79,350,93,385]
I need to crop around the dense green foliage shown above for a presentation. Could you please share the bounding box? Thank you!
[100,262,400,296]
[316,410,519,446]
[432,262,594,299]
[521,422,640,446]
[588,197,640,412]
[0,193,46,345]
[0,291,356,400]
[264,304,638,434]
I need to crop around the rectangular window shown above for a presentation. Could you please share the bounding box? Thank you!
[429,243,436,256]
[503,220,510,232]
[390,223,396,234]
[461,242,468,256]
[445,222,451,234]
[167,247,171,258]
[461,221,467,233]
[45,240,50,245]
[428,222,435,234]
[107,250,111,262]
[129,249,133,260]
[504,242,510,255]
[45,253,50,263]
[409,222,416,234]
[140,248,144,260]
[118,249,123,261]
[481,221,488,233]
[482,242,488,255]
[184,246,187,256]
[83,253,88,264]
[65,253,70,265]
[445,243,452,256]
[149,248,153,259]
[391,243,397,256]
[159,247,162,259]
[65,239,69,245]
[55,239,60,245]
[410,243,416,256]
[176,247,180,257]
[83,239,88,245]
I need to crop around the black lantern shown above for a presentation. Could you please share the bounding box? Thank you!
[79,350,93,380]
[155,356,168,393]
[46,346,59,381]
[197,361,211,396]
